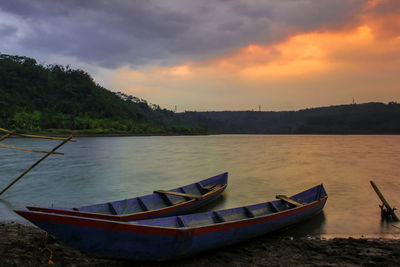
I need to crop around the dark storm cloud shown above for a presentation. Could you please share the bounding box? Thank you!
[0,24,17,37]
[368,0,400,13]
[0,0,369,69]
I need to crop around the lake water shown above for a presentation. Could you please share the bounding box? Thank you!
[1,135,400,237]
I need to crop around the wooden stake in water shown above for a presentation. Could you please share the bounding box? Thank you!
[0,135,73,196]
[370,180,399,221]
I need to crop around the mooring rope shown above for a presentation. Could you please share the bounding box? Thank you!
[44,232,54,264]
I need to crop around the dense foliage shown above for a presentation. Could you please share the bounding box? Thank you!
[178,102,400,134]
[0,53,207,135]
[2,53,397,135]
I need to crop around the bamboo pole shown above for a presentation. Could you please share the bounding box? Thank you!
[0,128,77,142]
[0,135,73,196]
[370,180,399,221]
[0,133,12,142]
[0,143,64,155]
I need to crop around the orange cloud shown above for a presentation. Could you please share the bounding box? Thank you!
[361,0,400,38]
[111,0,400,110]
[169,65,193,77]
[183,25,376,80]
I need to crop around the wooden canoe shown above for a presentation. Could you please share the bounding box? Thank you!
[16,184,327,261]
[27,172,228,221]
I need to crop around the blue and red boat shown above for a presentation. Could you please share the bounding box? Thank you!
[27,172,228,221]
[16,184,327,261]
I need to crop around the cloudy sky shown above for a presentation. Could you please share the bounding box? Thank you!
[1,0,399,111]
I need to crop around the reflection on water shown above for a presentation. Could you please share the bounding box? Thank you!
[1,135,400,236]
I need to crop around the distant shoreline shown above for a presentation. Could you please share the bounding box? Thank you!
[3,131,211,138]
[178,102,400,134]
[5,130,400,138]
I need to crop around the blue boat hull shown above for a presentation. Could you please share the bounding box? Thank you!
[27,172,228,221]
[16,184,327,261]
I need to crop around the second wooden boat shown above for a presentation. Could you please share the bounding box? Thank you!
[17,184,327,261]
[27,172,228,221]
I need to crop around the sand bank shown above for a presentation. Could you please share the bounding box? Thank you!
[2,222,400,266]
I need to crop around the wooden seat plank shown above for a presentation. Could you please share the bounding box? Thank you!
[203,184,220,191]
[108,202,118,215]
[156,192,174,206]
[269,202,280,212]
[244,207,255,218]
[213,211,225,222]
[276,195,304,207]
[154,190,202,200]
[177,216,187,227]
[137,197,149,211]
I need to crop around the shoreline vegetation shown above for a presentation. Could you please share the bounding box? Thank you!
[5,131,400,139]
[2,53,400,136]
[178,102,400,134]
[2,222,400,266]
[0,53,208,136]
[5,129,210,138]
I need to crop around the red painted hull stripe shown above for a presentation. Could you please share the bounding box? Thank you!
[17,197,327,237]
[27,185,226,221]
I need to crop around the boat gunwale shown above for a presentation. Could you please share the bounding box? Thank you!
[16,194,327,237]
[26,173,228,221]
[27,184,227,220]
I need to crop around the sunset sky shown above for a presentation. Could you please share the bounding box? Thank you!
[1,0,399,111]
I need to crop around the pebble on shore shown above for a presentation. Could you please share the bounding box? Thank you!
[2,222,400,266]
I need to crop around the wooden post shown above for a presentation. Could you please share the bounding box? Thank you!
[370,180,399,221]
[0,135,73,196]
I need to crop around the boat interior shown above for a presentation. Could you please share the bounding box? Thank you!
[132,185,326,228]
[71,182,223,215]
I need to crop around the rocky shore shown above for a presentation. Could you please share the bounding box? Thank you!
[2,222,400,266]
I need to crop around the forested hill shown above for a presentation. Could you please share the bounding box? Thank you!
[2,54,398,135]
[177,102,400,134]
[0,53,206,135]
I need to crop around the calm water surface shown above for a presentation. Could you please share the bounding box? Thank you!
[1,135,400,237]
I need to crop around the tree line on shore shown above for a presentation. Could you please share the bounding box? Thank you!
[2,53,398,135]
[177,102,400,134]
[0,53,207,135]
